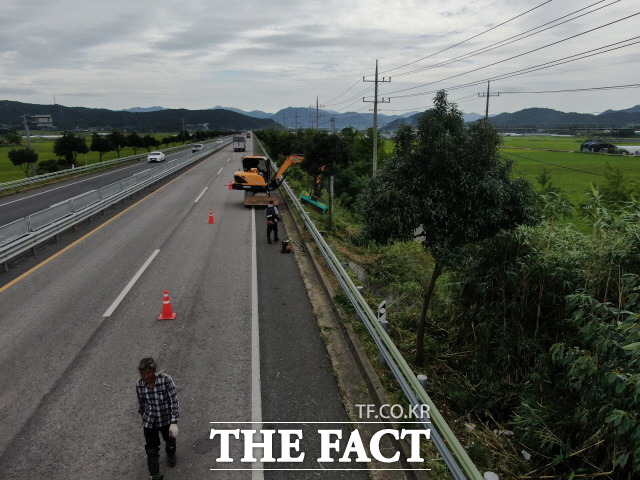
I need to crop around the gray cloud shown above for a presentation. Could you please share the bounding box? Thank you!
[0,0,636,115]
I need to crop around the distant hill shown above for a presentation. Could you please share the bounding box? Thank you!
[601,105,640,115]
[0,101,276,131]
[381,107,640,132]
[489,107,640,129]
[121,106,167,113]
[211,106,273,119]
[381,111,485,131]
[3,100,639,133]
[212,105,422,130]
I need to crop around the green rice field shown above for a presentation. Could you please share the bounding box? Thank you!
[0,133,175,183]
[504,147,640,204]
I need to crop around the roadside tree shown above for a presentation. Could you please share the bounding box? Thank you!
[90,133,112,161]
[126,132,145,154]
[360,90,539,364]
[8,148,38,177]
[53,131,89,167]
[107,130,127,157]
[143,135,160,152]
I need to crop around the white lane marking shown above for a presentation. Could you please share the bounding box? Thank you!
[103,249,160,317]
[194,187,208,203]
[217,167,223,175]
[251,208,264,479]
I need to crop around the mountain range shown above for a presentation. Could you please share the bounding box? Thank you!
[1,100,639,133]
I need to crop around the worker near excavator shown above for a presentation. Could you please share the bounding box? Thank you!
[266,200,280,244]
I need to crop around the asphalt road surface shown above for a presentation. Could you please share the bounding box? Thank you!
[0,143,371,479]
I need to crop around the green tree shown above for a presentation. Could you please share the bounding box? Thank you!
[3,132,22,146]
[303,131,352,199]
[53,131,88,167]
[90,133,112,161]
[392,124,416,162]
[598,162,635,208]
[360,90,539,364]
[8,148,38,177]
[126,132,144,154]
[143,135,160,152]
[107,130,127,157]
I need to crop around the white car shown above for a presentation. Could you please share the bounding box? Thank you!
[192,144,204,153]
[147,151,165,162]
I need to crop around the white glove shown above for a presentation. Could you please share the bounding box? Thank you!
[169,423,179,438]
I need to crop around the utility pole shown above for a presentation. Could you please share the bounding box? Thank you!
[22,114,36,177]
[310,96,324,129]
[478,80,499,120]
[363,60,390,177]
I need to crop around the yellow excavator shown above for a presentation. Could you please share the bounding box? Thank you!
[230,154,304,206]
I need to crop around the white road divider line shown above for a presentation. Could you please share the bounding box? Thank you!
[251,208,264,480]
[217,167,224,175]
[195,187,208,203]
[103,249,160,317]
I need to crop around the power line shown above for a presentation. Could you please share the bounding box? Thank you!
[385,11,640,97]
[390,0,619,79]
[387,35,640,100]
[378,0,553,76]
[497,83,640,95]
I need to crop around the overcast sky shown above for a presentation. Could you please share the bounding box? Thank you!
[1,1,638,122]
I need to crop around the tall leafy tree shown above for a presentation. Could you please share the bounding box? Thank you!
[126,132,145,154]
[90,133,112,161]
[107,130,127,157]
[143,134,160,152]
[303,131,352,199]
[53,131,89,167]
[8,148,38,177]
[360,90,539,363]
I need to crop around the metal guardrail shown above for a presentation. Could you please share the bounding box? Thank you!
[255,140,485,480]
[0,144,191,193]
[0,141,230,269]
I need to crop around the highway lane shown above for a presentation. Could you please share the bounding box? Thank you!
[0,141,368,479]
[0,142,221,227]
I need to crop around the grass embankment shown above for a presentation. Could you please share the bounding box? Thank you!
[288,134,640,478]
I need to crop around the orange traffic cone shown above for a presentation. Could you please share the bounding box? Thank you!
[158,290,177,320]
[208,209,216,224]
[227,183,233,190]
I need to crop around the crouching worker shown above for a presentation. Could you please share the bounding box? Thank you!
[136,357,180,480]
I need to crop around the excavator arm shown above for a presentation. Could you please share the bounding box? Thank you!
[268,154,305,189]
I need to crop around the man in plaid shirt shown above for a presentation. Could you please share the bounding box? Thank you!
[136,357,180,480]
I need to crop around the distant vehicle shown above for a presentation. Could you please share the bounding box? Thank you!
[246,132,251,138]
[233,136,246,152]
[147,151,166,162]
[216,139,223,144]
[192,144,204,152]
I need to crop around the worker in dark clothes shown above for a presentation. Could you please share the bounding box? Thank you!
[136,357,180,480]
[266,200,280,244]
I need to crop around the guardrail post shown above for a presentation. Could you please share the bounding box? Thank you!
[484,472,499,480]
[356,286,364,294]
[417,374,428,391]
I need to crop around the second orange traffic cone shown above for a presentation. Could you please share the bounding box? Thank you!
[208,209,216,224]
[158,290,177,320]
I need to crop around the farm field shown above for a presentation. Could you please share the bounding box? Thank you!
[501,135,640,205]
[0,132,181,183]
